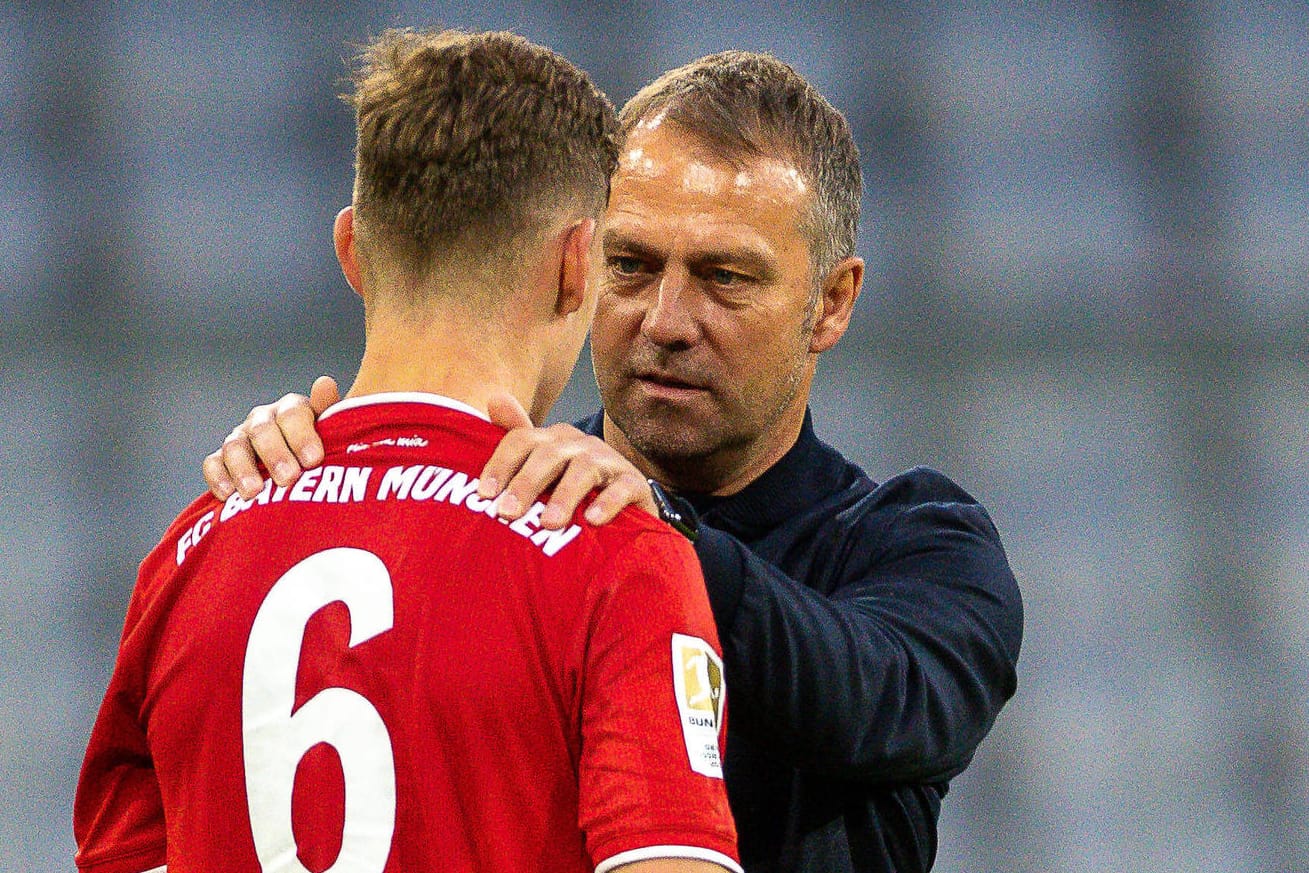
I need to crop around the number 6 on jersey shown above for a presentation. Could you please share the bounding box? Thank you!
[242,547,397,872]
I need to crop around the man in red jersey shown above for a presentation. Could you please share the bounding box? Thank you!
[74,29,739,873]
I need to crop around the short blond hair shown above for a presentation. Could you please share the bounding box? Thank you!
[344,28,619,280]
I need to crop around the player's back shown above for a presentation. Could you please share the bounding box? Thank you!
[76,394,738,873]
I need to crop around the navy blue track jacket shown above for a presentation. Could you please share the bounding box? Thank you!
[579,409,1023,873]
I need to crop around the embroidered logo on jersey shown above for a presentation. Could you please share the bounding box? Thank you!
[347,434,430,454]
[671,633,725,778]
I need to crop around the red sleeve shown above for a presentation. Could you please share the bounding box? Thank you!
[576,526,741,872]
[74,552,171,872]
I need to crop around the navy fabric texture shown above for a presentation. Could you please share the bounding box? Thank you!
[578,409,1023,873]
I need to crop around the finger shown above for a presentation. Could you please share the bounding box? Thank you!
[245,402,304,488]
[272,392,326,469]
[220,427,267,499]
[487,390,533,430]
[497,433,580,521]
[477,429,540,509]
[203,450,236,500]
[540,462,608,529]
[308,375,340,414]
[582,472,656,526]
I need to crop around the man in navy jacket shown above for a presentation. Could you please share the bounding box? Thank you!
[563,413,1021,872]
[206,51,1022,873]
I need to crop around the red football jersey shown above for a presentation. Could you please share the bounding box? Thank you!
[75,393,739,873]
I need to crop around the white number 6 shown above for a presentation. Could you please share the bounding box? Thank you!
[242,547,396,872]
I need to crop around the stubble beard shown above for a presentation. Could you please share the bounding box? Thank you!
[604,354,809,493]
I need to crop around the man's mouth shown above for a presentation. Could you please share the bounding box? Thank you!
[632,370,710,398]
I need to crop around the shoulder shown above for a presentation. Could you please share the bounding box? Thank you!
[584,505,700,574]
[568,506,706,610]
[794,455,1011,579]
[138,493,225,590]
[814,462,1022,640]
[578,512,721,668]
[868,465,988,512]
[852,466,1006,550]
[112,492,226,649]
[806,433,982,513]
[784,435,987,531]
[511,498,698,596]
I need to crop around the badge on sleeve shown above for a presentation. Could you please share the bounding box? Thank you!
[671,633,725,778]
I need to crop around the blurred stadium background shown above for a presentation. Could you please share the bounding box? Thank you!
[2,1,1306,870]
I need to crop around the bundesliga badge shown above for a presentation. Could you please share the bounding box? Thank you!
[671,633,725,778]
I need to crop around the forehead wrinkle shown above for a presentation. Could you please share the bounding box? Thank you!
[607,128,810,267]
[603,216,778,273]
[601,226,660,257]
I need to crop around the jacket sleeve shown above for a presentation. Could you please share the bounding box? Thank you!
[693,471,1023,784]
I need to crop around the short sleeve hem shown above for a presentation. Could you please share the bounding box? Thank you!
[595,844,743,873]
[76,849,166,873]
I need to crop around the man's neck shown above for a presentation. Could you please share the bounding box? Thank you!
[601,406,807,498]
[347,311,541,421]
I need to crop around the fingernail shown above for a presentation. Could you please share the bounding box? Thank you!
[273,462,295,483]
[496,494,521,518]
[542,505,565,528]
[240,475,262,496]
[478,476,499,498]
[215,482,234,499]
[584,506,603,525]
[302,447,323,466]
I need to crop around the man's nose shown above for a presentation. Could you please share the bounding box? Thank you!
[640,267,699,349]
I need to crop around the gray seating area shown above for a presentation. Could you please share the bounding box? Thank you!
[3,3,1306,870]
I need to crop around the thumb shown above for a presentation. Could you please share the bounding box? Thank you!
[487,391,534,431]
[308,375,340,416]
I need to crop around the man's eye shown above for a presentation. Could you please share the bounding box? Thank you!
[609,256,644,275]
[709,268,745,286]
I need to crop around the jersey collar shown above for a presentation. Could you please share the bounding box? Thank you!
[318,392,491,423]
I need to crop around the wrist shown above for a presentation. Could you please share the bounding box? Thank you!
[647,479,699,543]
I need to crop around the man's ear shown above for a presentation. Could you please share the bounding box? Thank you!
[809,256,864,354]
[556,217,596,316]
[333,205,364,297]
